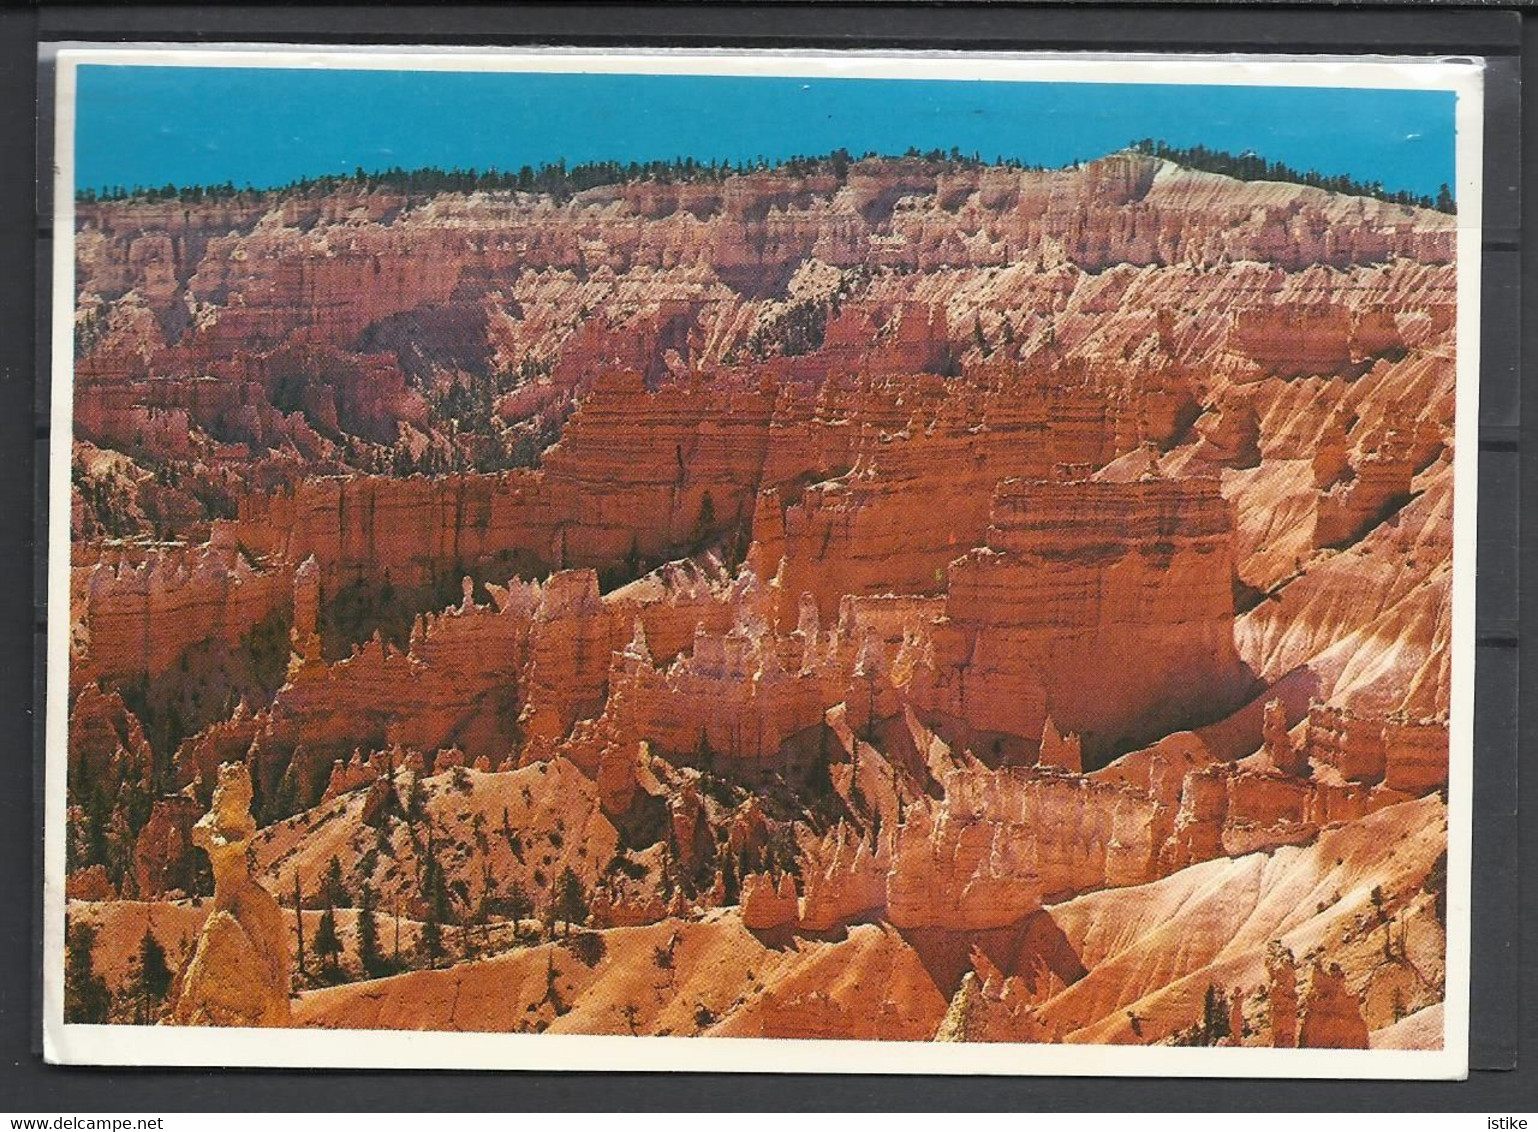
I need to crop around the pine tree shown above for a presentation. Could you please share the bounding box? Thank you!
[504,878,534,941]
[129,924,173,1023]
[64,919,111,1023]
[1202,983,1231,1045]
[418,828,451,965]
[553,867,589,937]
[805,726,835,805]
[325,854,348,907]
[270,764,298,822]
[721,853,740,905]
[543,951,562,1011]
[393,896,403,969]
[313,900,343,977]
[500,806,524,861]
[81,783,112,872]
[293,871,307,980]
[356,882,387,978]
[419,913,443,967]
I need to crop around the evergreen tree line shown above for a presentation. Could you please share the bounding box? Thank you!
[73,146,1055,207]
[1128,138,1455,214]
[77,141,1453,214]
[76,148,867,205]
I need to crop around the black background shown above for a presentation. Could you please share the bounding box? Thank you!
[2,2,1533,1112]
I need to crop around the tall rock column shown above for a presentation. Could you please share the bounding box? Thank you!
[291,555,321,648]
[1297,962,1370,1049]
[166,761,292,1027]
[1228,985,1248,1045]
[1263,699,1308,777]
[1266,942,1298,1048]
[1038,714,1083,773]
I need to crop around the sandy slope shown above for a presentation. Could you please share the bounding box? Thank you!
[288,798,1444,1046]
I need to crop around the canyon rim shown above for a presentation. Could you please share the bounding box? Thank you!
[43,48,1483,1076]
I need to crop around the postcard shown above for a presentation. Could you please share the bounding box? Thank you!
[44,45,1482,1077]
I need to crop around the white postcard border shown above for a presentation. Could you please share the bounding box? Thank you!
[43,45,1484,1079]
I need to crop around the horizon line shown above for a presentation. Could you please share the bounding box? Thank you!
[72,143,1452,213]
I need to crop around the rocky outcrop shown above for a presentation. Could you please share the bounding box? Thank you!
[924,474,1250,765]
[1308,703,1388,783]
[1262,698,1308,777]
[667,782,714,878]
[71,541,297,685]
[886,774,1047,928]
[740,872,800,931]
[517,571,612,761]
[620,612,828,763]
[1267,943,1300,1047]
[1382,714,1451,795]
[1297,962,1371,1049]
[133,793,202,898]
[1038,715,1083,773]
[70,151,1455,669]
[1163,756,1401,870]
[76,159,1450,402]
[166,762,292,1027]
[1031,796,1446,1046]
[589,885,668,929]
[66,865,115,901]
[320,749,377,802]
[798,824,890,931]
[1192,393,1261,468]
[1313,432,1417,549]
[172,572,548,800]
[1306,703,1448,794]
[67,685,153,782]
[1227,304,1409,380]
[935,970,1056,1044]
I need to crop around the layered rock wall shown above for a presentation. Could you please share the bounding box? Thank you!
[72,543,297,684]
[925,475,1249,763]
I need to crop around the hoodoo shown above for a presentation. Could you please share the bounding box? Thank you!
[165,762,292,1027]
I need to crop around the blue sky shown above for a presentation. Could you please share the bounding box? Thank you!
[74,65,1458,199]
